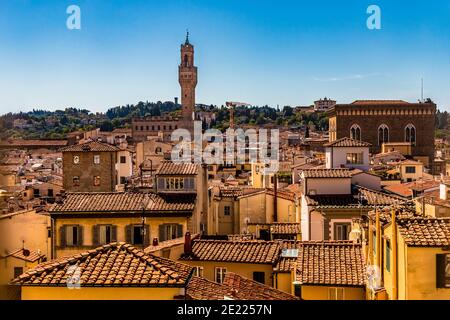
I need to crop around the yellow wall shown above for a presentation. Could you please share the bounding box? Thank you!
[399,163,423,182]
[301,286,365,300]
[274,272,292,294]
[181,260,273,287]
[0,256,41,299]
[21,286,183,300]
[55,216,188,258]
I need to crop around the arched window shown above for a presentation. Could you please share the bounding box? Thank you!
[184,54,189,67]
[378,124,389,146]
[350,124,361,140]
[405,124,416,145]
[155,147,162,154]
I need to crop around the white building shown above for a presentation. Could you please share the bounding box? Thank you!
[323,137,371,171]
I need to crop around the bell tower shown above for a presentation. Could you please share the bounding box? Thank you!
[178,31,197,126]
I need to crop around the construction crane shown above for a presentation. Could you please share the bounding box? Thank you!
[225,101,251,129]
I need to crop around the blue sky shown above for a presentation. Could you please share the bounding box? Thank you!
[1,0,450,113]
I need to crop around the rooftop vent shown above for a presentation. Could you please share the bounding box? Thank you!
[281,248,299,258]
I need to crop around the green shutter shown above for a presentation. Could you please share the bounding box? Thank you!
[436,254,447,288]
[77,225,83,246]
[93,225,99,246]
[60,226,66,247]
[159,224,166,242]
[125,225,132,243]
[177,224,183,238]
[144,225,150,247]
[111,225,117,242]
[157,178,165,191]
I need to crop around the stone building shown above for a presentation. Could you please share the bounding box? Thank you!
[326,100,436,167]
[61,141,120,192]
[132,32,197,142]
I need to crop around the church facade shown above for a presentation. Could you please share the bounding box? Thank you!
[326,100,436,167]
[132,32,197,142]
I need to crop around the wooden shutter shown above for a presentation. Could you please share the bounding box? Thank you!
[111,225,117,242]
[93,225,100,246]
[177,224,183,238]
[77,225,83,246]
[125,225,132,244]
[436,254,447,288]
[159,224,166,242]
[60,226,66,247]
[144,225,150,247]
[157,178,165,191]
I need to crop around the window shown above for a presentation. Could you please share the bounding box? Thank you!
[133,225,144,245]
[346,153,363,165]
[93,155,100,165]
[405,166,416,174]
[120,156,126,164]
[334,223,350,240]
[146,126,149,131]
[48,189,54,197]
[93,176,101,186]
[14,267,23,279]
[350,124,361,140]
[253,272,265,284]
[62,225,82,246]
[165,177,185,190]
[405,124,416,146]
[328,288,344,300]
[141,126,144,131]
[135,126,139,131]
[215,267,227,283]
[155,147,162,154]
[378,124,389,146]
[120,176,126,184]
[100,225,112,244]
[193,266,204,277]
[436,254,450,288]
[386,239,391,272]
[224,206,231,216]
[73,176,80,186]
[34,189,40,197]
[159,224,183,241]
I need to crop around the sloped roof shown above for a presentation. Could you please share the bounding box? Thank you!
[180,240,280,264]
[186,273,298,300]
[301,169,351,179]
[296,242,365,287]
[398,218,450,247]
[323,137,371,148]
[50,192,195,213]
[11,242,193,287]
[155,161,198,175]
[60,140,120,152]
[1,248,45,263]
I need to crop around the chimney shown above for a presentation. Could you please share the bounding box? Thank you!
[273,174,278,222]
[152,238,159,246]
[184,231,192,256]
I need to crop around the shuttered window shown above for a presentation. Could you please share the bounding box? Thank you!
[60,225,83,247]
[158,224,183,242]
[93,225,117,245]
[386,240,391,272]
[328,287,344,300]
[436,254,450,288]
[215,267,227,284]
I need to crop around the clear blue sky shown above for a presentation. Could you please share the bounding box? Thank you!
[1,0,450,113]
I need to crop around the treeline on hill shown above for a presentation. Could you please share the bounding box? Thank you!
[1,102,448,140]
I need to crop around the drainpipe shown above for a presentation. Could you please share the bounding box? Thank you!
[375,209,381,270]
[368,217,373,265]
[391,209,398,300]
[273,174,278,222]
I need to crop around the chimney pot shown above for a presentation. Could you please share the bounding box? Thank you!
[184,231,192,256]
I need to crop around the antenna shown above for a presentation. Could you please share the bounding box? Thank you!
[421,78,424,102]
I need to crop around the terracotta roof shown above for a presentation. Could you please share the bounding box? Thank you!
[270,223,301,234]
[50,192,195,213]
[274,241,302,272]
[301,169,351,179]
[11,242,193,287]
[187,274,298,300]
[295,242,365,286]
[367,205,420,225]
[60,141,119,152]
[266,189,297,201]
[180,240,280,264]
[358,186,406,206]
[219,186,244,198]
[350,100,409,105]
[323,137,372,148]
[383,180,439,198]
[1,248,45,263]
[398,218,450,247]
[156,161,198,175]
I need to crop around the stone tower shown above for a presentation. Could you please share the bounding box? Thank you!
[178,31,197,129]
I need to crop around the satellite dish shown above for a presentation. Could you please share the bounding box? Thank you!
[22,249,30,257]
